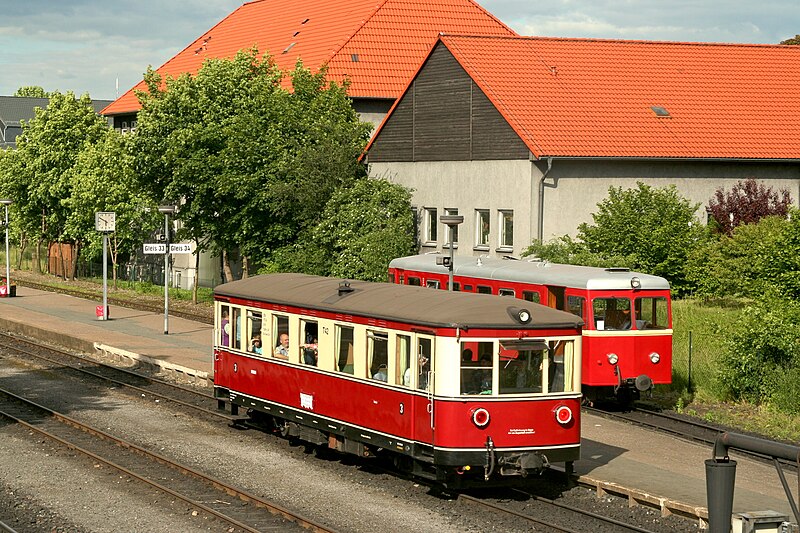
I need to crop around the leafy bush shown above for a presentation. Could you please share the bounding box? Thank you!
[686,216,787,298]
[707,178,792,236]
[521,235,636,268]
[718,297,800,406]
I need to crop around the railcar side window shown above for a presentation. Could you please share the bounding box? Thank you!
[593,298,632,330]
[220,305,231,348]
[408,277,421,286]
[397,334,411,386]
[448,282,460,291]
[415,337,433,391]
[634,297,669,329]
[272,315,289,359]
[460,341,493,395]
[567,296,585,320]
[231,307,242,349]
[247,310,263,355]
[426,280,440,289]
[368,331,389,381]
[477,285,492,294]
[336,325,355,374]
[522,290,541,303]
[300,320,318,366]
[498,288,515,297]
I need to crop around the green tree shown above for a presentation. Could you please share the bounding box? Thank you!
[14,86,49,98]
[522,235,636,268]
[131,49,371,281]
[311,178,416,281]
[780,35,800,45]
[64,130,160,287]
[6,92,109,275]
[576,182,705,294]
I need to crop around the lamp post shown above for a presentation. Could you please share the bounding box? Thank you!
[158,205,177,334]
[440,214,464,291]
[0,199,12,297]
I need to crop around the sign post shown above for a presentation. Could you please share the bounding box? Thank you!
[95,212,116,320]
[157,206,177,335]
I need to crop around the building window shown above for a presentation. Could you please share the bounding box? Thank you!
[424,207,438,244]
[498,210,513,249]
[475,209,490,248]
[444,208,459,246]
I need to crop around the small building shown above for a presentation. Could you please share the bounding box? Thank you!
[364,35,800,257]
[1,96,112,149]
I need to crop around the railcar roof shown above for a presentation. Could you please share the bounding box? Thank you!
[215,273,583,330]
[389,255,671,291]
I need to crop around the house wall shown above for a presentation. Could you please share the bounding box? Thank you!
[371,160,534,256]
[540,159,800,240]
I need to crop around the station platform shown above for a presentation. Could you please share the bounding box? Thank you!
[0,283,796,527]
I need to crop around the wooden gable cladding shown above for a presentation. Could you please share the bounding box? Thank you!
[367,43,528,162]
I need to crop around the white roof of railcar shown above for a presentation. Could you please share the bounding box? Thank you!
[215,273,583,330]
[389,255,671,291]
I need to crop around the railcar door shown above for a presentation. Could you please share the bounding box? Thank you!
[412,335,435,445]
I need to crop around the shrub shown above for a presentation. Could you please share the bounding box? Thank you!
[707,178,792,236]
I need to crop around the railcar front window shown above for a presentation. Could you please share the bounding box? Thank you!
[460,341,494,395]
[634,296,669,329]
[499,341,545,394]
[593,297,632,330]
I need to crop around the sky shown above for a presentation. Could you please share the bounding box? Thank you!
[1,0,798,101]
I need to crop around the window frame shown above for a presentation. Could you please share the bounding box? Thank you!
[497,209,514,250]
[474,209,490,249]
[423,207,438,245]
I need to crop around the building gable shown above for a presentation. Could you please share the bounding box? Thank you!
[367,43,528,163]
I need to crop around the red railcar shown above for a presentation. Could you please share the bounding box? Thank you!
[388,255,672,403]
[213,273,583,487]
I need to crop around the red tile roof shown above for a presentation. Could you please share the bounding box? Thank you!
[102,0,514,116]
[411,35,800,160]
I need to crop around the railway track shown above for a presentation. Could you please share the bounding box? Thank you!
[0,332,236,424]
[0,385,333,533]
[460,490,660,533]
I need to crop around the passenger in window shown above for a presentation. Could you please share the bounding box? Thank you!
[373,364,388,382]
[301,337,318,366]
[404,356,430,389]
[478,355,492,393]
[221,309,231,347]
[250,334,263,355]
[274,333,290,359]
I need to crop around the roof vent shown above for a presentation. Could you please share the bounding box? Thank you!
[605,267,631,273]
[351,53,359,62]
[282,42,296,54]
[650,106,670,117]
[338,280,355,296]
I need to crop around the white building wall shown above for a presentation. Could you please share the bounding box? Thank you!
[370,159,534,257]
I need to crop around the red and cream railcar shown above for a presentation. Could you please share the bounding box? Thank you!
[388,255,672,403]
[213,273,583,487]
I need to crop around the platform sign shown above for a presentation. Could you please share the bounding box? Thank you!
[170,243,193,254]
[143,243,167,254]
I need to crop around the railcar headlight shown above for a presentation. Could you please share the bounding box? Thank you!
[555,405,573,425]
[471,407,490,428]
[607,353,619,365]
[649,352,661,364]
[631,277,641,289]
